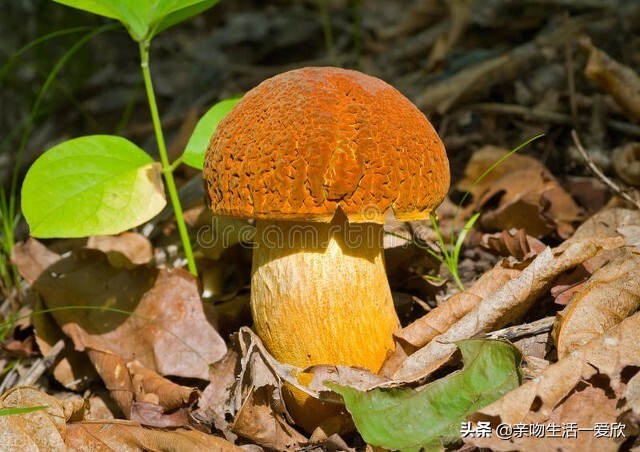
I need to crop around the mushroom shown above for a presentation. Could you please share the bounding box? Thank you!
[203,67,450,433]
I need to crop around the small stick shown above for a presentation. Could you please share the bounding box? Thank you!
[486,316,555,341]
[16,339,65,387]
[571,130,640,210]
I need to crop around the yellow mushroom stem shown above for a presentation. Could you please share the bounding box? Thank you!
[250,213,400,433]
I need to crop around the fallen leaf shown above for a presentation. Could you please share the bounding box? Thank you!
[619,372,640,436]
[465,310,640,451]
[31,296,98,392]
[612,143,640,187]
[86,232,153,267]
[480,228,546,260]
[196,349,241,442]
[330,340,522,452]
[393,235,621,382]
[581,36,640,122]
[26,244,226,381]
[11,238,60,285]
[232,387,307,451]
[129,401,190,428]
[550,264,592,308]
[457,146,583,238]
[393,263,521,353]
[85,348,198,420]
[553,249,640,358]
[0,387,76,450]
[65,420,240,451]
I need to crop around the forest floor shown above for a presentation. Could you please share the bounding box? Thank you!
[1,0,640,450]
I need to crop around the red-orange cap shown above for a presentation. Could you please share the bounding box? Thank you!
[203,67,450,223]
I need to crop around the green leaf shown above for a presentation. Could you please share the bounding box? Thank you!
[52,0,219,41]
[154,0,220,37]
[0,406,48,416]
[328,339,522,452]
[182,96,242,170]
[22,135,166,238]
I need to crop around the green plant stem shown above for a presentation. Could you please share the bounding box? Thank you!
[138,40,197,276]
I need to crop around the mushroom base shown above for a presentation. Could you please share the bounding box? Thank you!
[251,216,400,433]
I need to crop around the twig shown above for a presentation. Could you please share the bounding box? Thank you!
[571,130,640,210]
[16,339,65,387]
[469,103,640,138]
[486,316,555,341]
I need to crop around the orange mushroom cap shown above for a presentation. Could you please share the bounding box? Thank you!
[203,66,450,223]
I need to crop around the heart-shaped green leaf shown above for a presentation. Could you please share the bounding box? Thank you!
[182,96,242,170]
[328,339,522,452]
[52,0,220,41]
[22,135,166,238]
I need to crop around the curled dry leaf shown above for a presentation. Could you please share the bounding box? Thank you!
[86,231,153,266]
[564,207,640,268]
[619,372,640,436]
[199,327,311,450]
[457,146,582,238]
[0,386,88,450]
[86,348,199,421]
[65,420,240,451]
[613,142,640,188]
[466,311,640,451]
[393,263,521,351]
[129,401,191,428]
[480,228,546,260]
[554,249,640,358]
[197,349,240,440]
[393,235,622,382]
[580,36,640,122]
[232,387,307,451]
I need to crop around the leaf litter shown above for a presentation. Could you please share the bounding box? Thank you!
[5,2,640,449]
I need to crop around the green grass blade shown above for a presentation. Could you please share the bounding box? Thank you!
[0,406,48,417]
[8,23,118,226]
[454,133,545,223]
[0,26,94,81]
[452,212,481,269]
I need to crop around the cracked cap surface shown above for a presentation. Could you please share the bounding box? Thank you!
[203,66,450,223]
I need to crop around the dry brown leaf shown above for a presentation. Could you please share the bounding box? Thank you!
[197,349,240,440]
[129,401,190,428]
[554,249,640,358]
[549,264,591,306]
[12,240,97,390]
[22,243,225,381]
[581,36,640,122]
[86,349,198,420]
[612,142,640,187]
[307,365,390,396]
[232,387,307,451]
[394,263,521,351]
[620,372,640,436]
[32,296,98,391]
[11,238,60,285]
[480,228,546,260]
[0,387,70,450]
[393,236,621,382]
[563,207,640,270]
[197,328,306,443]
[86,232,153,266]
[65,420,240,451]
[465,311,640,451]
[570,208,640,240]
[457,146,583,238]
